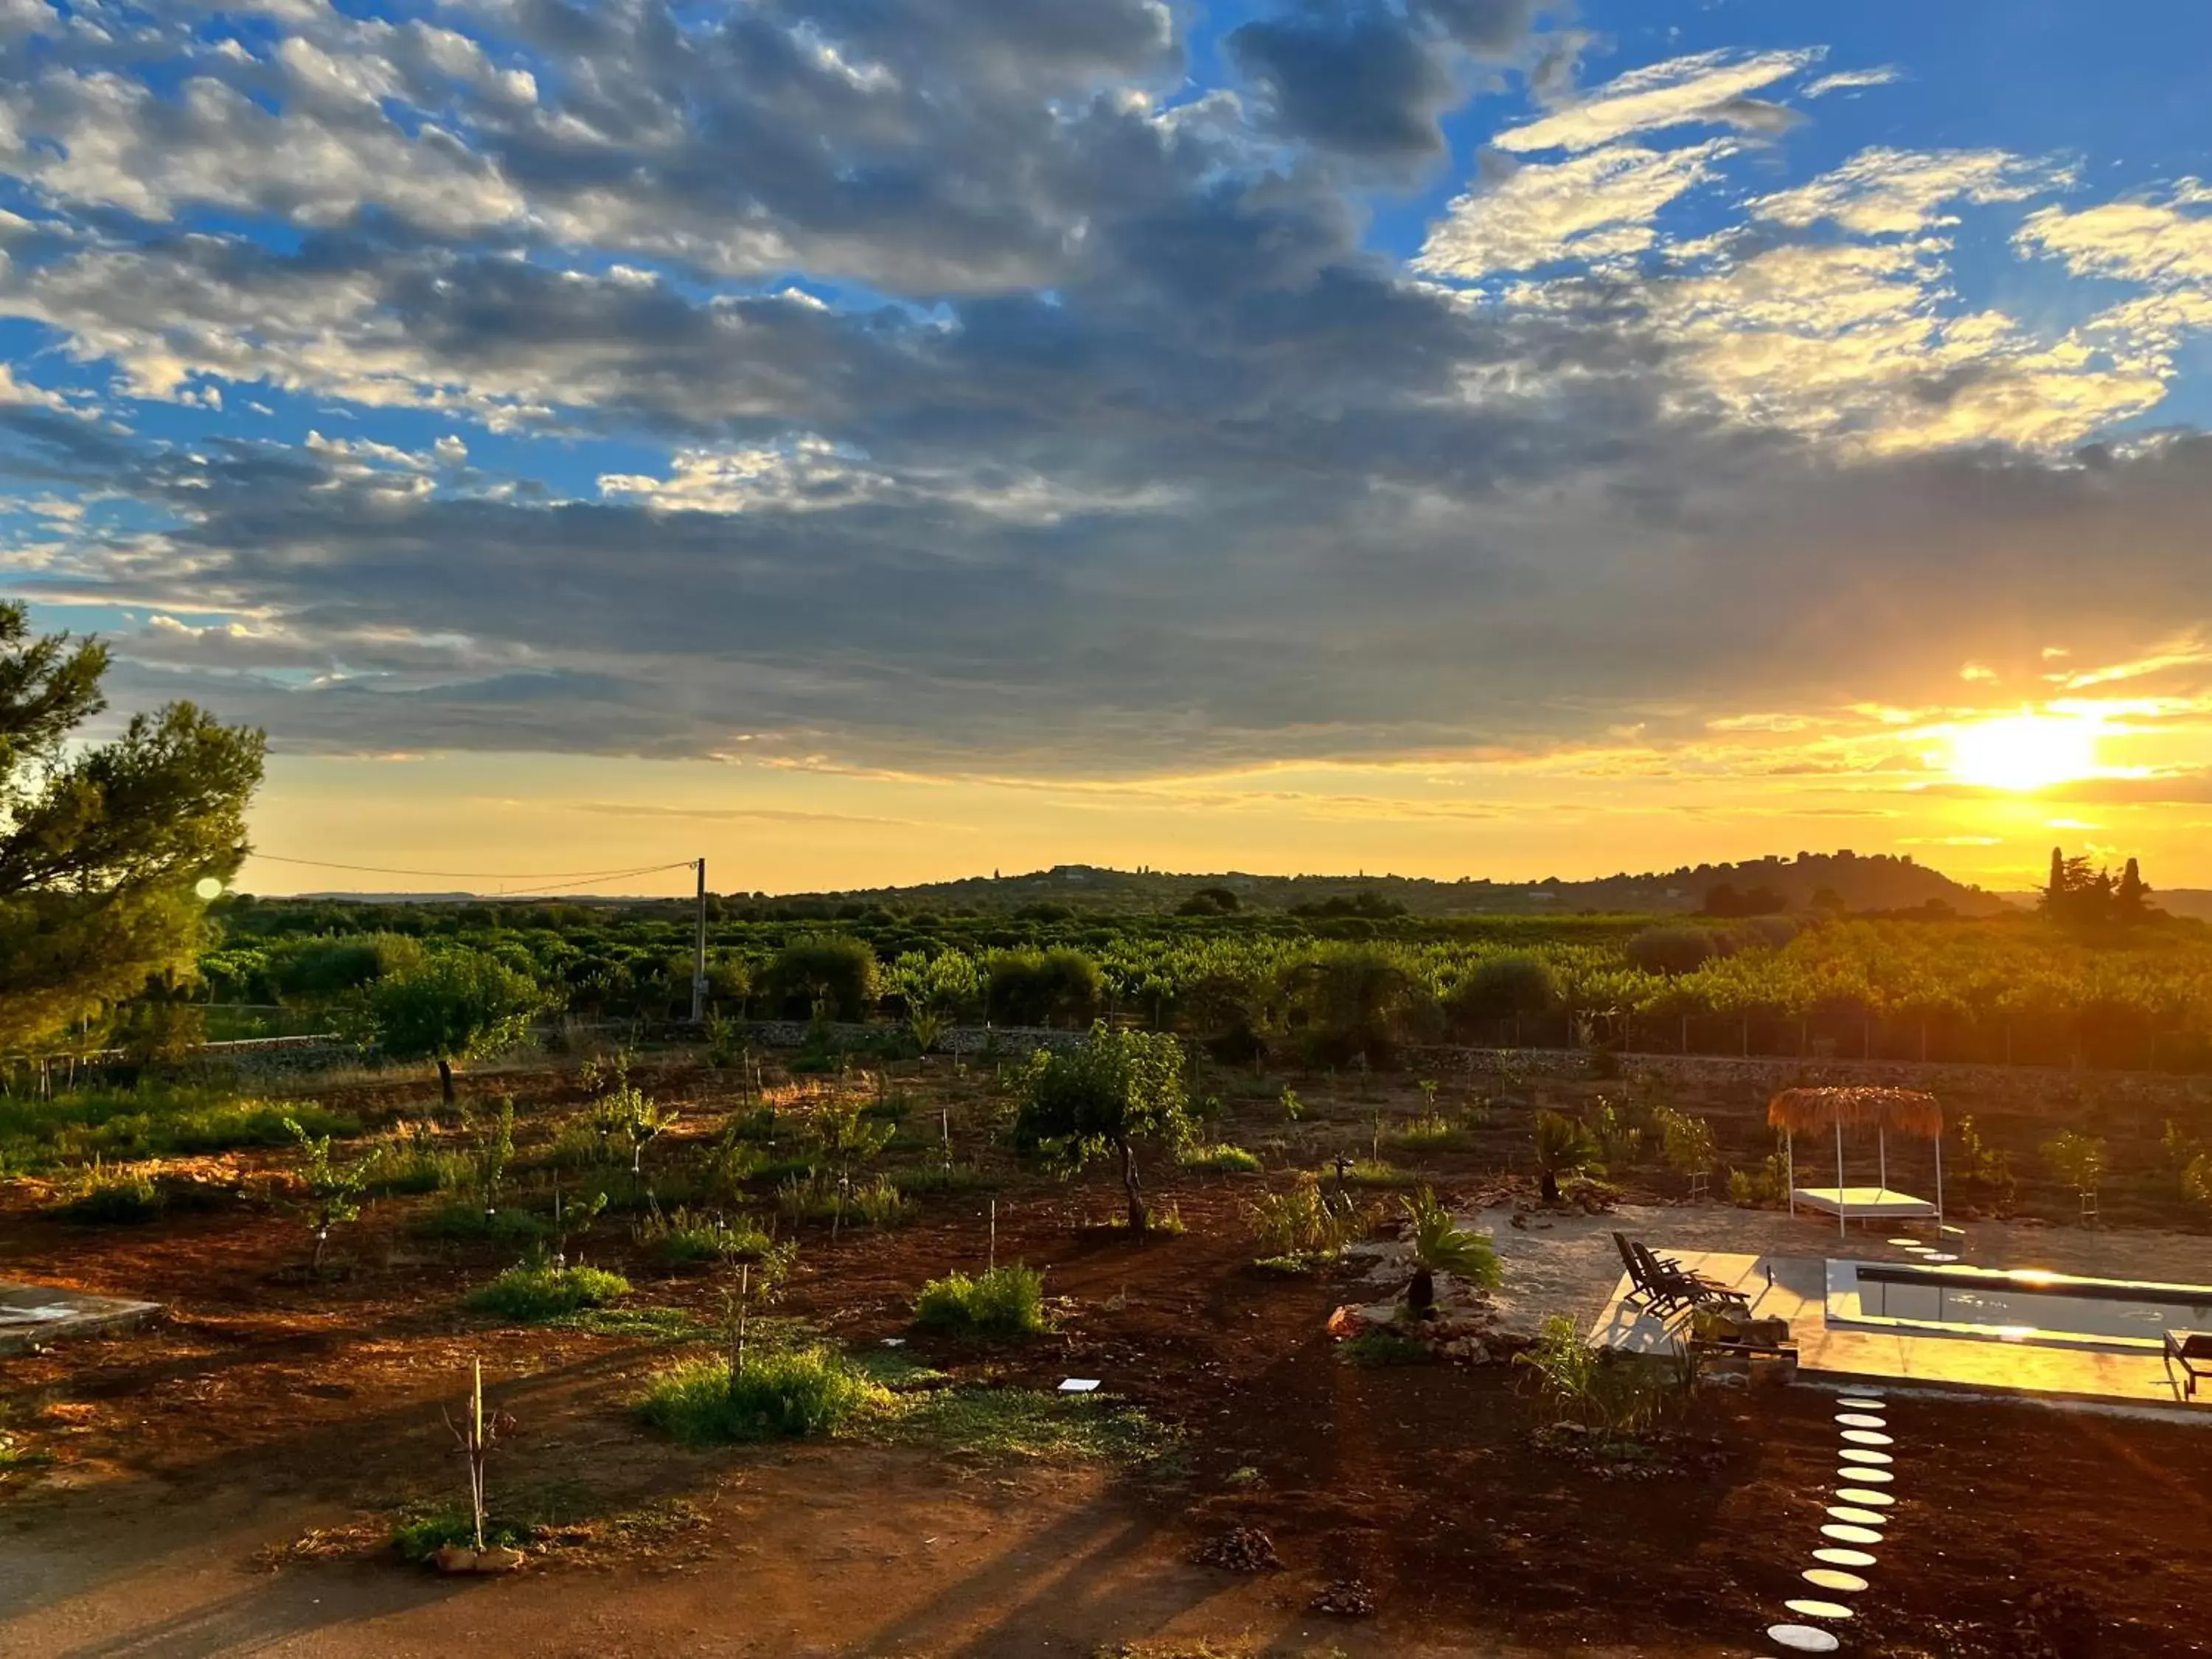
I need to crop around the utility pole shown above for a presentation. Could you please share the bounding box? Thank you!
[691,856,709,1023]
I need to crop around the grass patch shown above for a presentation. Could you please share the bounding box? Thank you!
[466,1265,629,1321]
[1180,1143,1262,1174]
[1337,1326,1432,1366]
[49,1164,164,1225]
[879,1385,1175,1467]
[635,1347,886,1444]
[391,1507,537,1562]
[635,1204,771,1267]
[913,1263,1048,1335]
[896,1161,1001,1194]
[0,1086,358,1169]
[553,1305,703,1340]
[413,1201,546,1244]
[1388,1117,1474,1154]
[1251,1250,1339,1276]
[1340,1159,1419,1188]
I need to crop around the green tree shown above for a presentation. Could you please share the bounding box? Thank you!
[762,934,878,1021]
[370,949,541,1102]
[0,604,265,1051]
[1016,1023,1193,1231]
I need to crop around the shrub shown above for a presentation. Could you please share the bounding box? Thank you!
[761,935,880,1022]
[1180,1142,1261,1174]
[1389,1113,1470,1153]
[636,1205,771,1267]
[635,1348,883,1443]
[467,1265,630,1321]
[1341,1158,1417,1187]
[913,1263,1048,1335]
[1517,1312,1686,1436]
[414,1201,545,1243]
[2041,1130,2107,1195]
[986,947,1103,1028]
[776,1171,903,1228]
[1654,1107,1716,1177]
[1401,1186,1501,1314]
[1444,955,1558,1033]
[1624,925,1720,976]
[1245,1172,1363,1257]
[1532,1110,1596,1204]
[1338,1326,1430,1366]
[392,1508,533,1563]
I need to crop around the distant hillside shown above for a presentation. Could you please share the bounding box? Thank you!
[2154,889,2212,923]
[776,849,2007,919]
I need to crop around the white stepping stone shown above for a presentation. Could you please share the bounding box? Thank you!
[1835,1412,1886,1427]
[1885,1237,1919,1247]
[1836,1395,1885,1408]
[1821,1523,1884,1545]
[1826,1506,1886,1527]
[1924,1253,1961,1262]
[1768,1623,1840,1652]
[1839,1465,1893,1484]
[1840,1447,1893,1465]
[1841,1429,1894,1446]
[1785,1599,1855,1621]
[1837,1488,1893,1506]
[1813,1547,1877,1568]
[1803,1568,1869,1593]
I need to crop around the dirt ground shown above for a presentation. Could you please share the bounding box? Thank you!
[4,1056,2211,1658]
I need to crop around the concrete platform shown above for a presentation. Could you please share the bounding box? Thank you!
[0,1282,161,1354]
[1589,1250,2204,1414]
[1791,1186,1938,1220]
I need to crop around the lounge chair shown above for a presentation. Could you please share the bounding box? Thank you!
[1613,1232,1688,1315]
[2166,1330,2212,1400]
[1631,1242,1751,1314]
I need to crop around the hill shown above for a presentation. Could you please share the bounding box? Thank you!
[767,849,2006,919]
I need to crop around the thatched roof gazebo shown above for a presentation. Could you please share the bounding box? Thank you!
[1768,1087,1945,1239]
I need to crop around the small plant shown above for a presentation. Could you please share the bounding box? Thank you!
[1338,1326,1430,1366]
[467,1265,630,1321]
[1399,1186,1501,1315]
[1655,1107,1717,1182]
[1955,1115,2017,1204]
[1279,1087,1304,1122]
[914,1262,1048,1335]
[636,1203,771,1267]
[1340,1158,1416,1187]
[441,1359,515,1555]
[1391,1112,1467,1152]
[285,1116,372,1271]
[2042,1130,2107,1211]
[1180,1142,1262,1174]
[1532,1110,1596,1204]
[456,1099,517,1224]
[611,1082,677,1176]
[1589,1096,1644,1166]
[1517,1312,1687,1438]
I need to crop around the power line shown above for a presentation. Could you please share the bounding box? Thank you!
[249,854,698,883]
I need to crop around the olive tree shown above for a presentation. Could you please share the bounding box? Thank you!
[371,949,542,1103]
[1015,1023,1192,1231]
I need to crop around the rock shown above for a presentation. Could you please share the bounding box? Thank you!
[1325,1305,1370,1339]
[431,1545,478,1574]
[474,1545,527,1573]
[1192,1526,1281,1573]
[1312,1579,1377,1617]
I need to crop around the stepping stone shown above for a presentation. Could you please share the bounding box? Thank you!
[1826,1506,1886,1527]
[1837,1488,1893,1506]
[1835,1412,1886,1427]
[1840,1447,1893,1465]
[1820,1524,1884,1545]
[1813,1547,1877,1568]
[1785,1599,1855,1621]
[1836,1395,1885,1408]
[1768,1623,1841,1652]
[1839,1465,1893,1484]
[1924,1253,1961,1262]
[1841,1429,1894,1446]
[1885,1237,1919,1247]
[1804,1568,1869,1593]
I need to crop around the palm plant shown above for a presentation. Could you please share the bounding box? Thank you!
[1532,1110,1596,1205]
[1400,1187,1500,1316]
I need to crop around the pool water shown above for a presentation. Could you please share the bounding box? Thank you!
[1827,1261,2212,1352]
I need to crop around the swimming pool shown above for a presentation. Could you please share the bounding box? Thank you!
[1824,1259,2212,1352]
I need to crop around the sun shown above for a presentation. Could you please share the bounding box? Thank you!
[1947,713,2104,792]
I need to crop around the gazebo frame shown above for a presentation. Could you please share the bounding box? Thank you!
[1769,1086,1944,1239]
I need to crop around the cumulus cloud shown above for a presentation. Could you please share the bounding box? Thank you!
[1416,140,1734,276]
[1492,47,1821,153]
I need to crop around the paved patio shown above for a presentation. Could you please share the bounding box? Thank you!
[0,1281,161,1354]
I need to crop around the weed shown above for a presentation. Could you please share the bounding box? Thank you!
[49,1160,163,1224]
[878,1385,1173,1466]
[467,1265,630,1321]
[1339,1158,1416,1188]
[392,1507,534,1562]
[635,1204,771,1267]
[1516,1312,1686,1436]
[1337,1326,1430,1366]
[914,1263,1048,1335]
[1245,1172,1364,1257]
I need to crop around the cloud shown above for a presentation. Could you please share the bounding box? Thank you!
[1804,67,1900,98]
[566,801,920,828]
[1416,139,1734,277]
[1753,147,2057,236]
[1492,47,1821,153]
[2016,181,2212,288]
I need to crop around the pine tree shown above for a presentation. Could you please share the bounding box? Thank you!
[0,604,265,1051]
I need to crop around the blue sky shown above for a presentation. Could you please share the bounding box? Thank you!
[0,0,2207,892]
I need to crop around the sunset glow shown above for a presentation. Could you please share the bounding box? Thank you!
[1946,714,2107,794]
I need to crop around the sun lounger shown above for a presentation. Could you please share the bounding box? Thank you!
[2166,1329,2212,1400]
[1613,1231,1689,1315]
[1631,1242,1751,1314]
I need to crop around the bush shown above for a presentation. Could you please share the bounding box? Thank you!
[761,935,880,1022]
[636,1205,771,1267]
[391,1507,533,1562]
[914,1263,1048,1335]
[635,1348,883,1443]
[985,947,1103,1028]
[1245,1173,1363,1257]
[1624,925,1720,976]
[467,1265,630,1321]
[414,1201,546,1243]
[1444,955,1558,1033]
[1180,1142,1262,1174]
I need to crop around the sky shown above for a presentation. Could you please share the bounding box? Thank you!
[0,0,2208,899]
